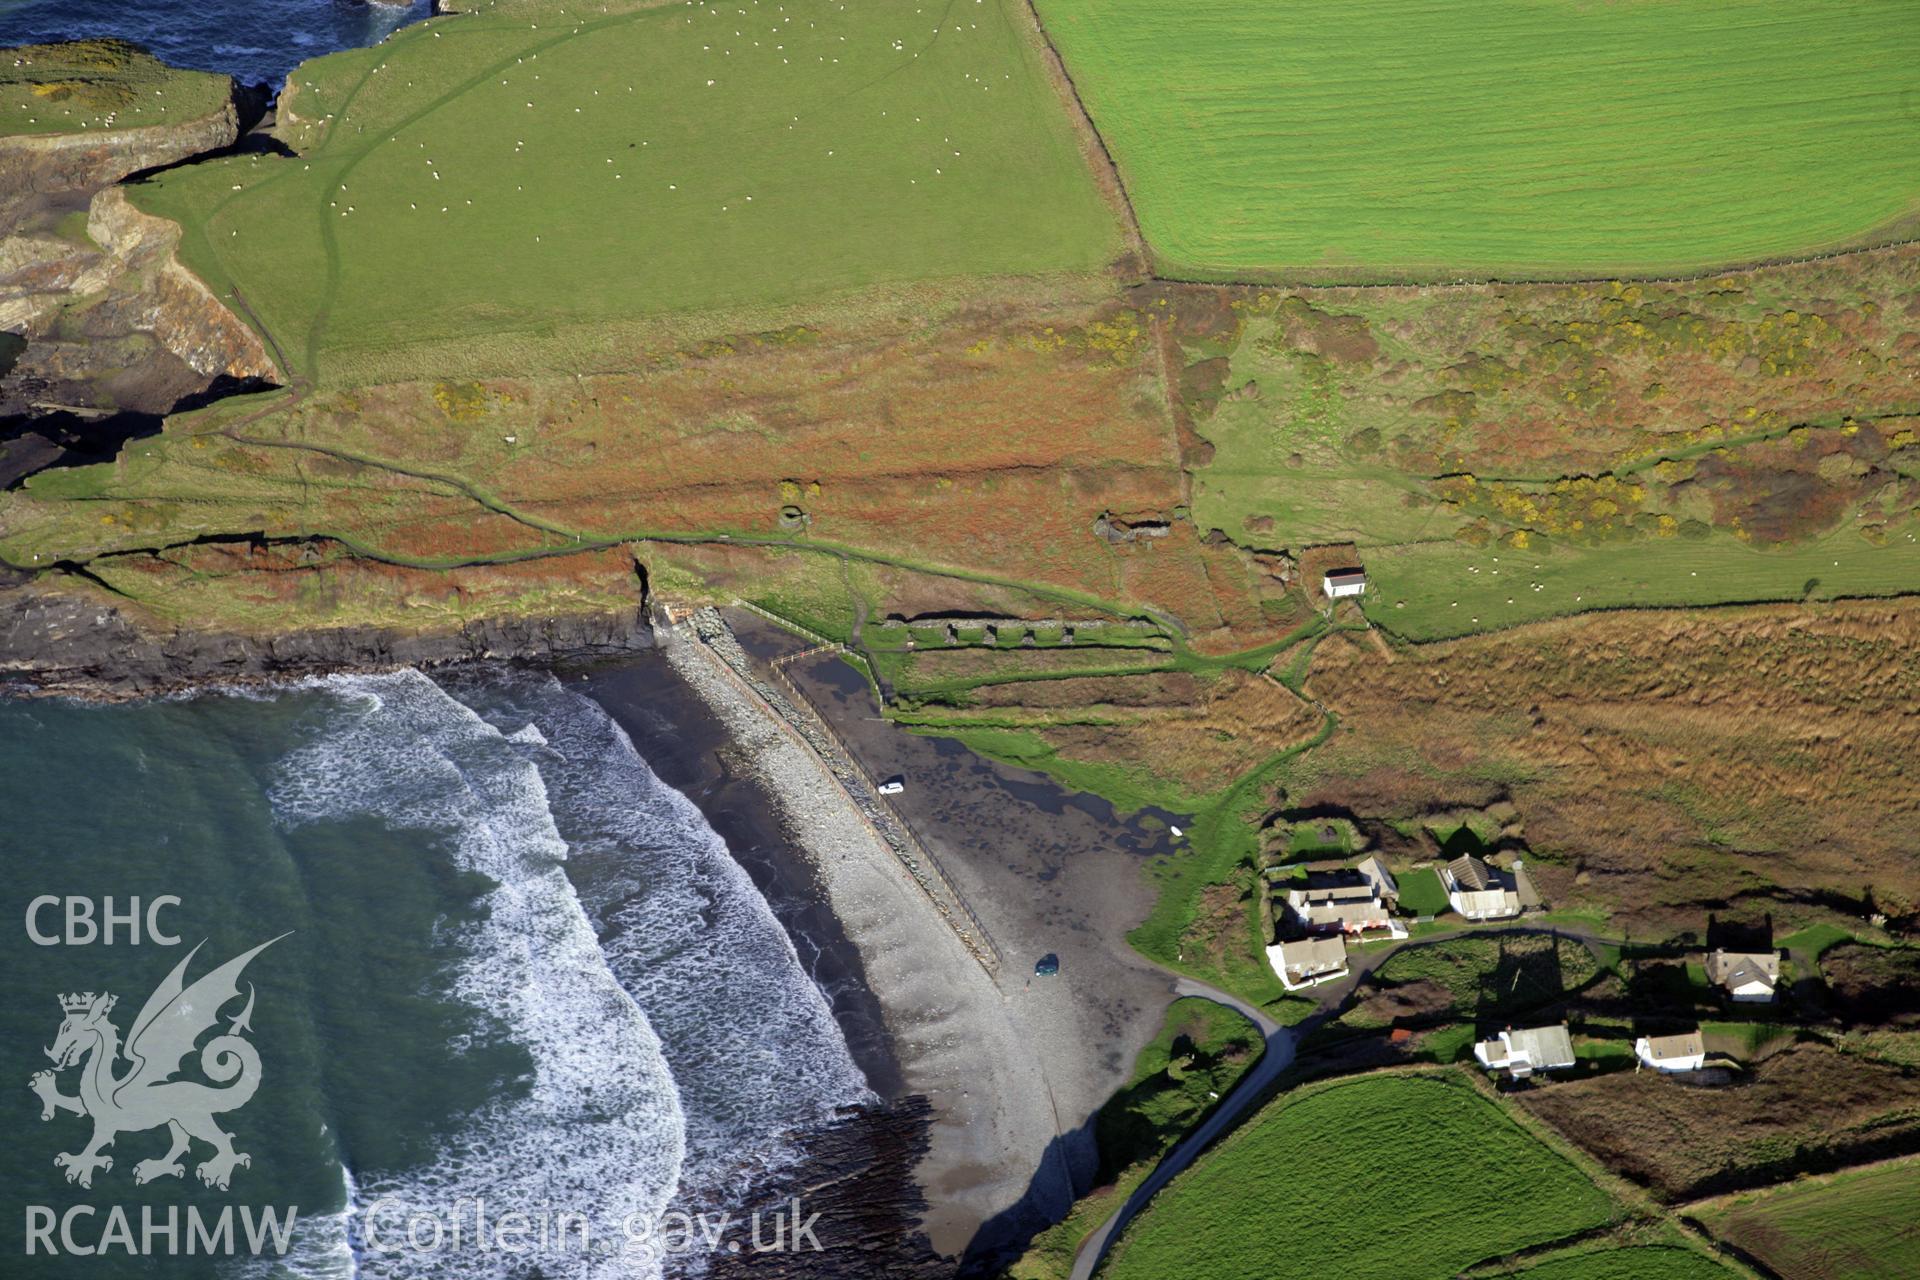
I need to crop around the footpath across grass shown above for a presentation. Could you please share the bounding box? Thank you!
[136,0,1120,385]
[1367,527,1920,642]
[1035,0,1920,279]
[1102,1072,1618,1280]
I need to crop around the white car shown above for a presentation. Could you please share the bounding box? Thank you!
[878,777,906,796]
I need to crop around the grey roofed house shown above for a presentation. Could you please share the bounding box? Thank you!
[1355,855,1399,901]
[1447,854,1496,891]
[1295,880,1377,905]
[1474,1023,1577,1078]
[1265,936,1350,991]
[1287,896,1407,938]
[1706,949,1781,1001]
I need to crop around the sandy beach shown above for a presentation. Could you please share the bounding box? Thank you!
[605,609,1182,1275]
[653,617,1067,1256]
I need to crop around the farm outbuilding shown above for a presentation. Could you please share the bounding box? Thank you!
[1322,568,1367,598]
[1354,855,1398,902]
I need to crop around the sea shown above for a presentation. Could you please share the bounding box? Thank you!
[0,0,431,88]
[2,10,874,1276]
[0,669,875,1277]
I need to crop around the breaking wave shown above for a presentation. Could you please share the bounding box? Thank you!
[259,667,869,1277]
[444,670,875,1205]
[268,671,685,1278]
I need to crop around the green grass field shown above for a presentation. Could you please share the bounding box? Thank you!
[1694,1160,1920,1280]
[1396,867,1450,917]
[1096,997,1263,1176]
[1,39,230,137]
[1504,1244,1734,1280]
[1366,524,1920,642]
[1035,0,1920,279]
[133,0,1120,385]
[1103,1073,1617,1280]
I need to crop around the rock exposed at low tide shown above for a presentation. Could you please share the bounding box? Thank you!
[0,583,654,698]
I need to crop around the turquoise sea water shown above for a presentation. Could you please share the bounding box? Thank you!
[0,669,870,1277]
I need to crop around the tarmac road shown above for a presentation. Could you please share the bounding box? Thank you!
[1069,975,1293,1280]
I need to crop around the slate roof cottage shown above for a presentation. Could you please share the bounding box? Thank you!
[1441,854,1521,920]
[1473,1024,1577,1079]
[1706,949,1780,1002]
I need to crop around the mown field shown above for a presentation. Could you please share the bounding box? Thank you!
[1035,0,1920,279]
[133,0,1120,385]
[1102,1073,1616,1280]
[1693,1159,1920,1280]
[0,39,229,136]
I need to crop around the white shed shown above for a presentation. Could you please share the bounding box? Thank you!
[1322,569,1368,599]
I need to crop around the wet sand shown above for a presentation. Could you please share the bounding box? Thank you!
[570,614,1184,1275]
[576,654,902,1098]
[723,612,1182,1273]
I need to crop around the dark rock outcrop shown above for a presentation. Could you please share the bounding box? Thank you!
[0,97,241,229]
[701,1097,948,1280]
[1,89,275,484]
[1,186,278,432]
[0,585,653,699]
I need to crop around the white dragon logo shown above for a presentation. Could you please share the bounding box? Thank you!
[29,936,286,1191]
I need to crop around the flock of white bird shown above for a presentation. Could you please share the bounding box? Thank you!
[293,0,1015,232]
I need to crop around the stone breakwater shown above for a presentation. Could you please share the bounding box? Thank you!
[659,610,1069,1260]
[686,606,999,971]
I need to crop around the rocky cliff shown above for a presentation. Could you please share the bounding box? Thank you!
[0,584,654,699]
[0,98,242,229]
[1,94,277,484]
[1,186,276,392]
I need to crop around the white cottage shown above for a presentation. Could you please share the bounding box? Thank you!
[1474,1024,1576,1079]
[1266,936,1349,991]
[1441,854,1521,921]
[1706,950,1780,1002]
[1634,1030,1706,1073]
